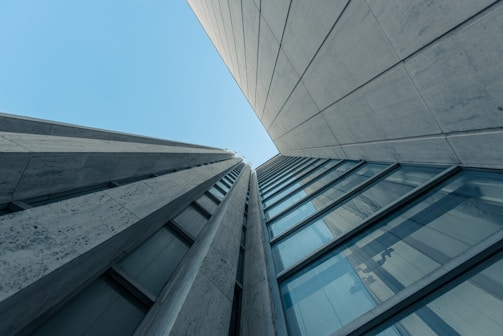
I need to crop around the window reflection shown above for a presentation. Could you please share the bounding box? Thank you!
[377,253,503,336]
[268,164,388,238]
[264,160,342,207]
[272,166,441,271]
[265,161,358,219]
[280,170,503,336]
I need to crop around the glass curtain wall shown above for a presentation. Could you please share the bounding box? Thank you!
[257,156,503,336]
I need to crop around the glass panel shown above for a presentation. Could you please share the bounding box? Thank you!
[33,277,145,336]
[273,166,441,271]
[263,160,343,207]
[266,191,307,219]
[378,254,503,336]
[261,158,314,194]
[216,181,230,192]
[268,164,388,238]
[197,193,219,214]
[209,186,226,201]
[119,227,189,296]
[265,161,360,218]
[172,205,207,237]
[280,170,503,336]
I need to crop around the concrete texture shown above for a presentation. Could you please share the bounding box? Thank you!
[0,159,240,335]
[0,112,217,149]
[189,0,503,168]
[134,165,251,336]
[240,171,277,336]
[0,131,233,205]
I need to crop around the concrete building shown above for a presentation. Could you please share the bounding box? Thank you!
[1,1,503,335]
[187,0,503,168]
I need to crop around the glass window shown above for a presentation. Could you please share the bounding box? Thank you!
[280,170,503,336]
[33,277,145,336]
[209,186,226,201]
[263,160,343,207]
[118,227,189,296]
[265,161,360,219]
[261,159,315,194]
[216,181,230,193]
[197,193,219,214]
[377,254,503,336]
[172,205,207,238]
[268,164,388,238]
[273,166,441,271]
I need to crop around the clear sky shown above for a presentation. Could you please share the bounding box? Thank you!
[0,0,277,167]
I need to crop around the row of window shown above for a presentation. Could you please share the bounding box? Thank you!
[257,156,503,336]
[27,165,243,336]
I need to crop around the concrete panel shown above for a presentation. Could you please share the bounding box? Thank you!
[228,0,248,92]
[261,0,290,42]
[32,192,140,254]
[341,136,459,164]
[255,18,280,116]
[242,0,261,107]
[170,272,233,336]
[323,64,441,144]
[303,0,398,109]
[268,81,319,138]
[288,146,347,161]
[0,213,80,302]
[277,113,337,149]
[217,0,241,83]
[367,0,496,58]
[448,130,503,168]
[262,50,300,130]
[0,155,29,204]
[0,112,215,149]
[405,4,503,133]
[240,172,277,336]
[282,0,348,75]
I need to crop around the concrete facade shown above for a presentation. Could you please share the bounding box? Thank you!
[188,0,503,168]
[0,113,248,335]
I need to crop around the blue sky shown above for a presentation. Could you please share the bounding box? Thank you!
[0,0,277,166]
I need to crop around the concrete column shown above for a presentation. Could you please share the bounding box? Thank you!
[240,171,281,336]
[134,165,251,336]
[0,159,240,335]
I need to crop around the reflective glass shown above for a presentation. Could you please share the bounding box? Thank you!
[280,170,503,336]
[216,180,230,192]
[119,227,189,296]
[34,277,145,336]
[209,186,226,201]
[378,254,503,336]
[268,164,388,238]
[265,161,359,219]
[266,190,306,219]
[197,193,219,214]
[261,159,314,194]
[263,160,342,207]
[273,166,441,271]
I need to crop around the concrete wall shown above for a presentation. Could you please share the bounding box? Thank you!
[0,112,217,149]
[0,130,234,205]
[0,159,241,335]
[188,0,503,168]
[134,165,251,336]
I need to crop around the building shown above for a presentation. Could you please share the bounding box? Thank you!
[1,1,503,336]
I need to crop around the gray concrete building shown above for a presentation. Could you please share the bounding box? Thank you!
[1,1,503,335]
[187,0,503,168]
